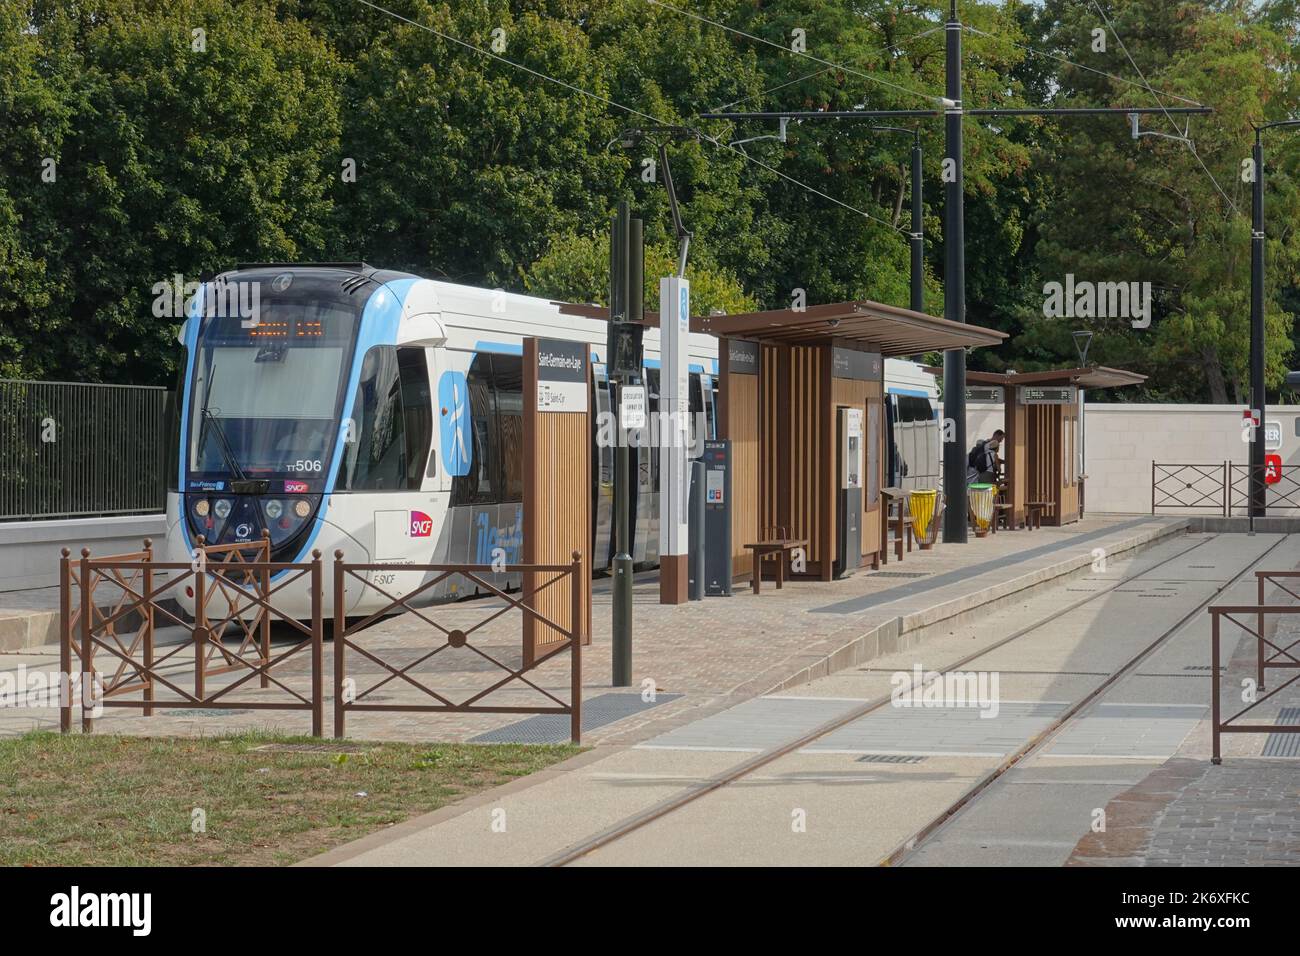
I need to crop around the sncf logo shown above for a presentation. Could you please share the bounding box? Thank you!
[410,510,433,537]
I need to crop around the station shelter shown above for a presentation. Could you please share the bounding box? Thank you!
[696,302,1005,583]
[956,366,1146,527]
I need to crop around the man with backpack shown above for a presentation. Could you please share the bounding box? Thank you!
[967,430,1005,484]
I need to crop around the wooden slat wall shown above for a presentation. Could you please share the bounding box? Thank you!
[522,339,591,667]
[789,344,824,575]
[1060,403,1080,523]
[1026,402,1065,526]
[761,344,780,541]
[721,348,760,581]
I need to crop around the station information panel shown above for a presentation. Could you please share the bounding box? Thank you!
[702,439,732,597]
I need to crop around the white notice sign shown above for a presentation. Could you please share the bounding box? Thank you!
[620,385,646,429]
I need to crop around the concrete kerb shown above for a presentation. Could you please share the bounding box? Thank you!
[764,518,1191,695]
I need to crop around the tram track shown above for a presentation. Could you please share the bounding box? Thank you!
[544,530,1261,867]
[882,531,1289,866]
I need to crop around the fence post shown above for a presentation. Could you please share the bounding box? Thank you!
[1224,460,1230,517]
[310,550,323,738]
[260,531,271,688]
[59,548,72,733]
[194,537,207,702]
[570,550,583,746]
[1258,574,1267,693]
[142,538,154,717]
[1150,461,1155,515]
[79,548,93,733]
[1211,610,1222,765]
[333,551,346,739]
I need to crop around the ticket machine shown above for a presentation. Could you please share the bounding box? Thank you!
[836,408,864,577]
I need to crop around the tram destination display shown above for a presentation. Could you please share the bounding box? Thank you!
[1019,385,1078,405]
[965,386,1004,404]
[536,338,588,413]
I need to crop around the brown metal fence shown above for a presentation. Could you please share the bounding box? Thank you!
[333,550,584,743]
[1208,578,1300,763]
[1151,461,1300,515]
[1150,462,1228,514]
[59,532,324,734]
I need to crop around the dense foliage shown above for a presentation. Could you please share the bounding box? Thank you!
[2,0,1299,401]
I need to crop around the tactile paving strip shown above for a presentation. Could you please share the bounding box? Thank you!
[1043,702,1206,758]
[1263,707,1300,757]
[471,692,682,744]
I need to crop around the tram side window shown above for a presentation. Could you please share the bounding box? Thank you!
[339,346,431,491]
[398,349,433,484]
[450,355,498,506]
[494,354,524,503]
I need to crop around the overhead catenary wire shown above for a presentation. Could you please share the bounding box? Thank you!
[643,0,951,107]
[962,24,1206,108]
[709,24,947,114]
[350,0,908,232]
[1088,0,1239,215]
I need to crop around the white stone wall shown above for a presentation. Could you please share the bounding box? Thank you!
[963,404,1300,515]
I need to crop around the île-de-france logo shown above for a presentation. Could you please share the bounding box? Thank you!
[438,370,472,477]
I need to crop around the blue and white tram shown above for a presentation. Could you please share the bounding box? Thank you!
[166,262,718,618]
[166,263,942,619]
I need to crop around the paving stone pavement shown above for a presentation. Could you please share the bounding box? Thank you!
[0,515,1185,746]
[1068,758,1300,866]
[1069,606,1300,866]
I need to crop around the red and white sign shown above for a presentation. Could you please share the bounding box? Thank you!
[285,480,310,493]
[1266,454,1283,484]
[409,510,433,537]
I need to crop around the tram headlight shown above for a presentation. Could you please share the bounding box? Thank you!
[264,499,284,520]
[293,499,311,519]
[193,499,210,517]
[213,499,232,519]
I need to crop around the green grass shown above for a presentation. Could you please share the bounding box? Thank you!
[0,731,579,866]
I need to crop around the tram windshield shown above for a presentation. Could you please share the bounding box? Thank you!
[187,277,360,479]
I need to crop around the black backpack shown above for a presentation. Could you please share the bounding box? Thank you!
[967,440,988,471]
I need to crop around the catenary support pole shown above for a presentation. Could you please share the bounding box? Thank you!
[941,0,968,543]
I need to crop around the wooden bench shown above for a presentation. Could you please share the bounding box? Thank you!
[880,487,913,564]
[744,528,809,595]
[992,503,1014,533]
[1025,500,1053,530]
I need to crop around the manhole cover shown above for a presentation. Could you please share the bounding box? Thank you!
[856,754,927,764]
[869,572,930,579]
[168,709,252,717]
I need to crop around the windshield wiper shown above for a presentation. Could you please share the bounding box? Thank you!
[198,363,249,482]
